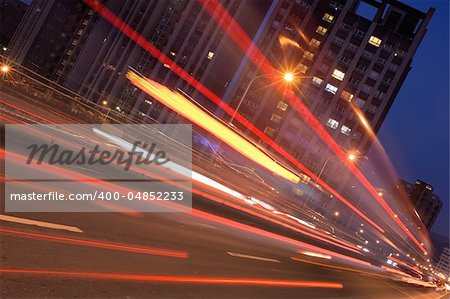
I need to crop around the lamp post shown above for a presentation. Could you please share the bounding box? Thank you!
[304,153,360,206]
[1,65,10,74]
[229,71,295,124]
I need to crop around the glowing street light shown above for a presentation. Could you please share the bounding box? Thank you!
[347,153,356,161]
[229,71,295,124]
[305,151,363,204]
[283,72,295,82]
[102,100,108,106]
[1,65,10,73]
[334,211,340,217]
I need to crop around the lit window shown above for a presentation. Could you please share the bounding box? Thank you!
[326,118,339,129]
[270,114,282,124]
[368,36,382,47]
[310,38,321,48]
[303,51,314,60]
[325,83,338,94]
[298,63,308,74]
[264,126,275,137]
[277,101,288,111]
[341,125,351,135]
[207,51,214,60]
[341,90,353,102]
[332,69,345,81]
[312,76,323,86]
[316,26,327,35]
[355,97,366,107]
[323,13,334,23]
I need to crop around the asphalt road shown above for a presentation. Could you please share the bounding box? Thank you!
[0,207,446,299]
[0,92,447,298]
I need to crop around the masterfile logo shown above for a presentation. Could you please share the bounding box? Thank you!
[26,141,170,171]
[4,124,192,212]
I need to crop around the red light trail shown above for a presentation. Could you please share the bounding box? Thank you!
[4,143,371,267]
[0,269,344,288]
[0,228,189,258]
[291,257,391,280]
[4,148,364,259]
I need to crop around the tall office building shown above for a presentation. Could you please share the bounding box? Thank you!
[221,0,433,192]
[6,0,97,82]
[63,0,270,123]
[395,179,443,230]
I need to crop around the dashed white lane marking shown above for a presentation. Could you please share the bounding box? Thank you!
[226,251,281,263]
[0,215,83,233]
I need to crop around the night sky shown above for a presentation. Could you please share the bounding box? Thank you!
[377,0,449,238]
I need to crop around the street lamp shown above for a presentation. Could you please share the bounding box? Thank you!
[1,65,10,74]
[283,72,295,82]
[304,152,360,204]
[229,71,295,124]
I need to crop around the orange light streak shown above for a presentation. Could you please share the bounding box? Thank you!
[127,72,300,184]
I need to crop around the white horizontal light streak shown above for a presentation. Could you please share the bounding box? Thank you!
[92,128,247,201]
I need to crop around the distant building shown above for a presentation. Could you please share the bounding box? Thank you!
[436,247,450,276]
[430,233,450,275]
[0,0,28,50]
[395,179,443,230]
[7,0,97,82]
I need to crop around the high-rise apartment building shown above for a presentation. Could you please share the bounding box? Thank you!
[7,0,97,82]
[62,0,269,123]
[395,179,443,230]
[221,0,433,192]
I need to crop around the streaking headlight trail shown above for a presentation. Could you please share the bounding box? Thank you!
[126,71,300,184]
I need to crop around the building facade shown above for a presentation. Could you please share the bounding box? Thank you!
[62,0,269,124]
[395,179,443,230]
[221,0,433,192]
[6,0,97,82]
